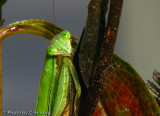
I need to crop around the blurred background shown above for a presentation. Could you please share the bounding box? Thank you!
[1,0,160,113]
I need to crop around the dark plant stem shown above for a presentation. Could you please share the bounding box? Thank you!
[86,0,123,115]
[75,0,124,115]
[74,0,109,115]
[76,0,109,89]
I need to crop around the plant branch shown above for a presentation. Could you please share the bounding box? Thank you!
[76,0,109,89]
[88,0,124,114]
[76,0,124,115]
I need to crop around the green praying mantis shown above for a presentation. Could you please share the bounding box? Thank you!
[36,31,81,116]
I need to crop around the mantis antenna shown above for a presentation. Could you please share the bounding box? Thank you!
[53,0,55,24]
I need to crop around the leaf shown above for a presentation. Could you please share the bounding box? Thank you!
[0,24,54,40]
[0,0,7,7]
[0,19,78,51]
[0,0,7,27]
[93,54,160,116]
[93,100,108,116]
[3,19,63,35]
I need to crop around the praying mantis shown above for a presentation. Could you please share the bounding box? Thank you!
[36,31,81,116]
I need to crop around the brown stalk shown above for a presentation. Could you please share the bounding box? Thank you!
[75,0,124,115]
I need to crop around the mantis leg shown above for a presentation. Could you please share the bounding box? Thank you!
[36,56,81,116]
[48,57,62,114]
[36,55,58,116]
[51,57,70,116]
[64,57,81,115]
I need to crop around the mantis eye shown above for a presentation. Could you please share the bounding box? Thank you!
[47,46,57,55]
[61,30,70,39]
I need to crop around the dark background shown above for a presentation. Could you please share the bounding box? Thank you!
[2,0,160,113]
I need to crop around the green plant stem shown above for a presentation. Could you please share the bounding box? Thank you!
[0,7,2,116]
[0,7,2,27]
[0,7,3,114]
[0,6,2,116]
[0,40,2,116]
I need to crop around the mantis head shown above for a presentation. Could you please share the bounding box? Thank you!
[47,30,72,57]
